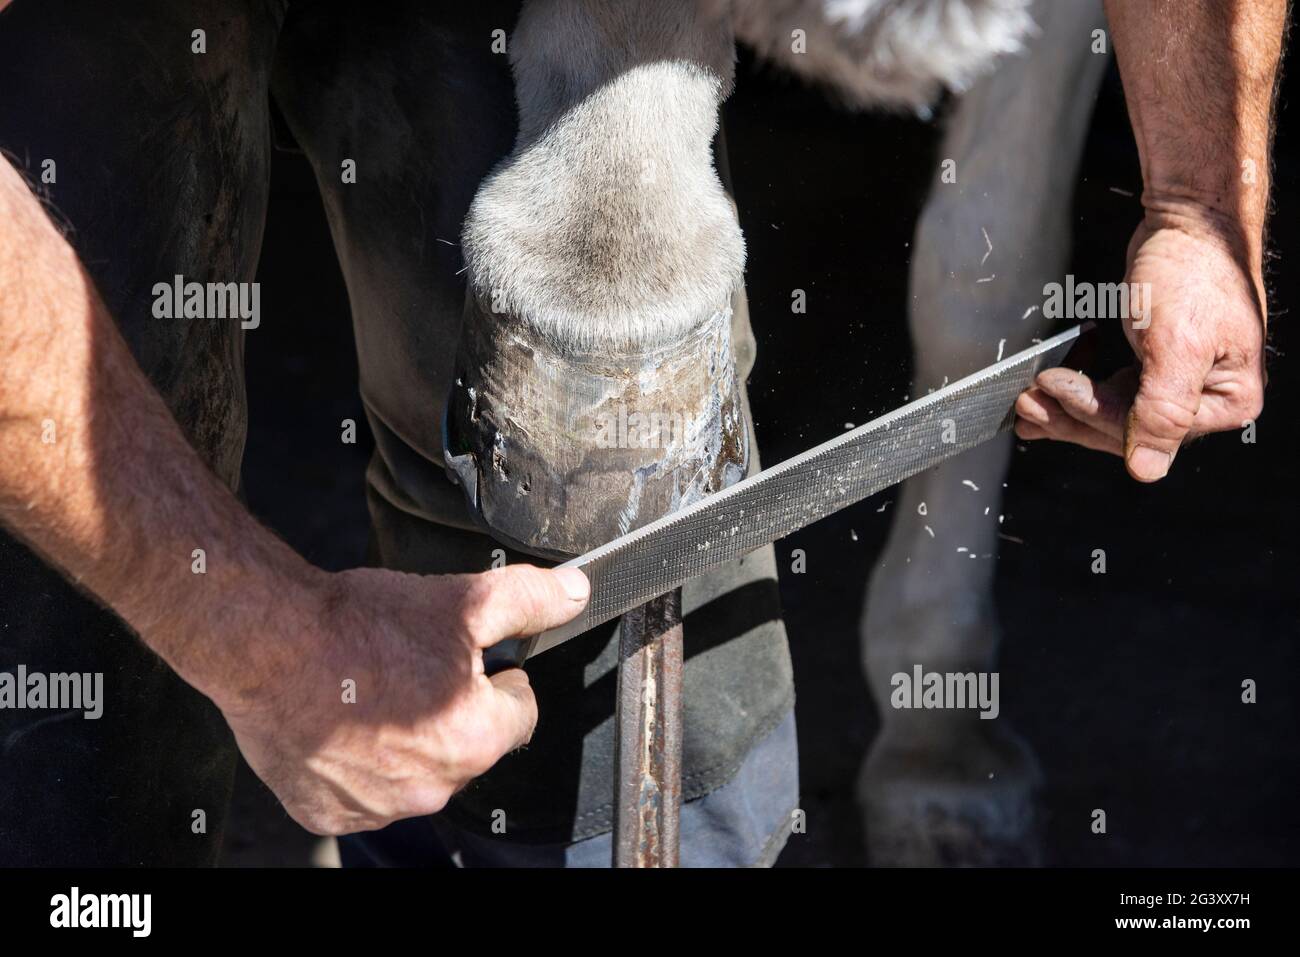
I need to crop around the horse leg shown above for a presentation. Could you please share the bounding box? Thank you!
[859,0,1110,866]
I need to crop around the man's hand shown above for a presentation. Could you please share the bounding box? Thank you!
[1017,0,1286,480]
[0,154,587,838]
[1015,211,1266,481]
[218,564,588,836]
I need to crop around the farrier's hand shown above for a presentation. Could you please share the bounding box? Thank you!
[216,564,589,836]
[1015,211,1267,481]
[0,153,593,837]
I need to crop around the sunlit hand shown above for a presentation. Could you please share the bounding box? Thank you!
[1015,212,1266,481]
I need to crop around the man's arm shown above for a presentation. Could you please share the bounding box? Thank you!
[0,157,320,706]
[1015,0,1289,480]
[0,156,588,835]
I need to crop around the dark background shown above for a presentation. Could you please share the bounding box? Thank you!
[230,47,1299,867]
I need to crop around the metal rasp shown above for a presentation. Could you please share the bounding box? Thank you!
[488,323,1088,667]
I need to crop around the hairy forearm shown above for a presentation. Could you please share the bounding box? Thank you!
[1105,0,1289,274]
[0,158,317,708]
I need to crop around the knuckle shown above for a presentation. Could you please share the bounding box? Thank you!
[441,719,478,762]
[462,748,499,781]
[322,816,358,837]
[453,575,497,636]
[441,712,497,774]
[446,711,512,776]
[294,808,347,838]
[439,738,492,783]
[1134,393,1197,440]
[511,569,549,616]
[494,568,544,633]
[1237,383,1265,421]
[401,781,454,817]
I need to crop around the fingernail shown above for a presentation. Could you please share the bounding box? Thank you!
[555,567,590,602]
[1128,445,1170,481]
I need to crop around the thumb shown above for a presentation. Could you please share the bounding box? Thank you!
[1124,352,1208,482]
[463,564,590,649]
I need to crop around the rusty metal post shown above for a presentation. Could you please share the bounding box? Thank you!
[612,588,683,867]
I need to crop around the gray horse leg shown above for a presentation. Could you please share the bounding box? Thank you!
[859,0,1110,866]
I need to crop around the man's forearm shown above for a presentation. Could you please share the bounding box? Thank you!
[1105,0,1289,274]
[1018,2,1287,477]
[0,157,316,709]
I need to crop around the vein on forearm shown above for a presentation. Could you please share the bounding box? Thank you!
[1105,0,1290,266]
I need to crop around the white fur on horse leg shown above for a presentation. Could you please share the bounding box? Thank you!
[859,0,1110,866]
[448,0,749,554]
[732,0,1036,112]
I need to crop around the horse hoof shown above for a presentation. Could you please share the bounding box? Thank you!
[444,291,748,557]
[857,722,1044,867]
